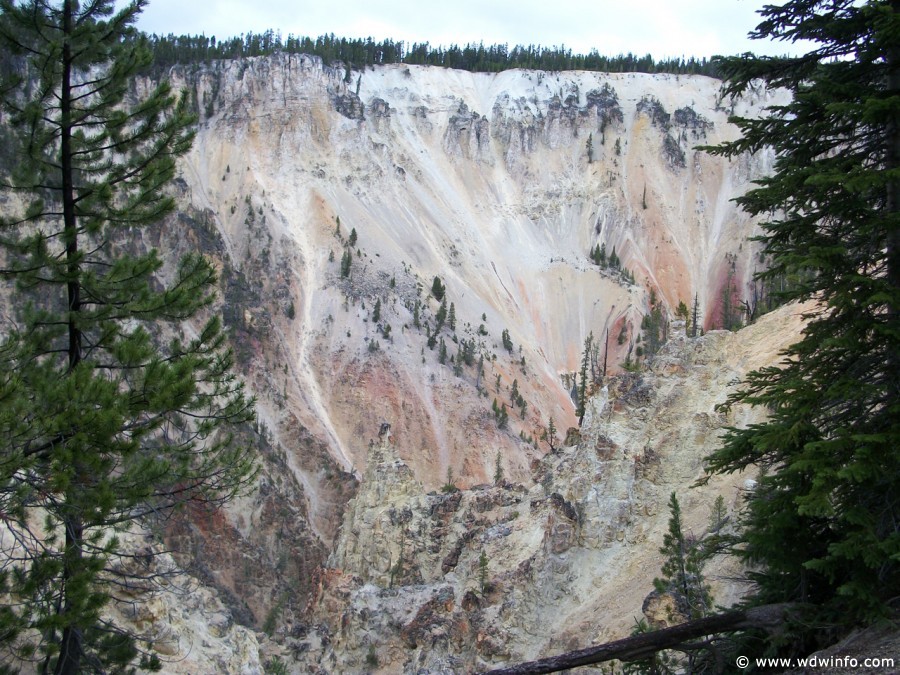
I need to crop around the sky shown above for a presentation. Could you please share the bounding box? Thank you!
[128,0,809,60]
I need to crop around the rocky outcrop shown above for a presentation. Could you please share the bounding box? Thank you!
[673,105,712,133]
[443,100,493,162]
[333,92,365,120]
[279,304,808,672]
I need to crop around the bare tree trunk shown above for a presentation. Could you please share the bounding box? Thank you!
[56,3,85,672]
[481,604,796,675]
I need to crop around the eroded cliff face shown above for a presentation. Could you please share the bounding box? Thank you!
[285,304,808,673]
[165,54,786,491]
[118,55,802,670]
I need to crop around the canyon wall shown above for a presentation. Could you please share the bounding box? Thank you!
[125,55,799,671]
[169,54,785,492]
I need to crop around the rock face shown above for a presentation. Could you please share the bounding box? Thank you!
[115,56,806,669]
[282,305,808,673]
[163,54,786,492]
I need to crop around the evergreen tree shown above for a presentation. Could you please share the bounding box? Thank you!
[609,246,620,270]
[654,493,711,621]
[701,0,900,640]
[642,289,667,357]
[690,293,701,338]
[448,301,456,331]
[633,493,712,674]
[501,328,514,352]
[497,403,509,429]
[0,1,256,671]
[576,333,593,424]
[461,337,475,366]
[546,416,558,452]
[435,296,447,330]
[431,275,445,300]
[719,255,741,331]
[491,398,509,428]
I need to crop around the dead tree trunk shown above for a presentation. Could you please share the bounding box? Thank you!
[481,604,796,675]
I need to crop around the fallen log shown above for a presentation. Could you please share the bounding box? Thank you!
[482,603,795,675]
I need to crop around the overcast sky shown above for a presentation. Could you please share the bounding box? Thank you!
[129,0,808,60]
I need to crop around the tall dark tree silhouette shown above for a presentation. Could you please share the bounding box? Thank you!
[0,1,255,671]
[702,0,900,651]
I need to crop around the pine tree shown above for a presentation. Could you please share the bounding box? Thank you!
[431,275,445,300]
[654,493,711,620]
[0,2,256,670]
[701,0,900,637]
[690,293,700,338]
[546,416,558,452]
[576,332,593,425]
[498,403,509,429]
[501,327,513,352]
[435,296,447,330]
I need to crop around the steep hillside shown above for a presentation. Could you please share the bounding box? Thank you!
[121,304,809,674]
[125,54,798,666]
[293,304,808,673]
[167,54,785,493]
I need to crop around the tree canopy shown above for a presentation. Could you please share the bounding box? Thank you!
[702,0,900,653]
[0,1,255,671]
[141,31,722,78]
